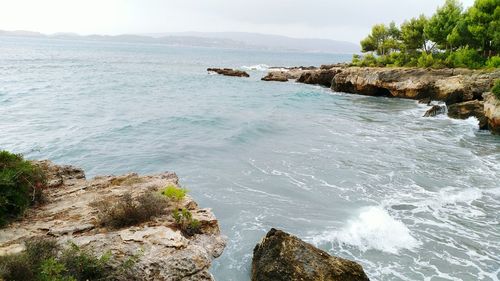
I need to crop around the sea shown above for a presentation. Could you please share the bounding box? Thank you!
[1,36,499,281]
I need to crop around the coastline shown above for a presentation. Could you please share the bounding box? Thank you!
[259,66,500,134]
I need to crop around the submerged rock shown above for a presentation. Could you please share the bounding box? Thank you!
[447,100,488,129]
[207,68,249,77]
[0,161,225,281]
[252,228,369,281]
[484,92,500,134]
[423,105,447,117]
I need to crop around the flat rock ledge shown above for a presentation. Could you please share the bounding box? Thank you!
[252,228,370,281]
[0,160,226,281]
[207,68,249,77]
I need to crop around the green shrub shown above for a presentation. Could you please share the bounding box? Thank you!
[446,48,485,69]
[93,192,167,229]
[0,238,59,281]
[39,258,74,281]
[172,208,201,237]
[161,185,187,201]
[492,80,500,100]
[486,55,500,68]
[416,53,447,68]
[58,243,111,281]
[0,151,46,226]
[0,238,138,281]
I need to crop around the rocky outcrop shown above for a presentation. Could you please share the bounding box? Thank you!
[252,228,369,281]
[330,67,499,104]
[261,66,500,134]
[484,92,500,134]
[0,161,225,281]
[447,100,488,129]
[423,105,446,117]
[207,68,249,77]
[261,71,289,82]
[297,68,342,88]
[263,67,499,105]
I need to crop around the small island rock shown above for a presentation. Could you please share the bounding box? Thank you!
[207,68,250,77]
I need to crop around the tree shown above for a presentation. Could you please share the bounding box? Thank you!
[464,0,500,56]
[401,15,431,53]
[360,22,401,56]
[424,0,463,50]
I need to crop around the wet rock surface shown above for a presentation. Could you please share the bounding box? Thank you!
[252,228,370,281]
[447,100,488,129]
[423,105,447,117]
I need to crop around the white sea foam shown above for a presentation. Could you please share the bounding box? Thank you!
[436,187,482,206]
[241,64,270,71]
[313,206,420,254]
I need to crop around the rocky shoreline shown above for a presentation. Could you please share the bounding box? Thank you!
[0,161,225,280]
[0,160,371,281]
[261,66,500,134]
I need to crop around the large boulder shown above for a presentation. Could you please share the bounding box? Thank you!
[252,228,370,281]
[484,92,500,134]
[447,100,488,129]
[207,68,249,77]
[0,161,225,281]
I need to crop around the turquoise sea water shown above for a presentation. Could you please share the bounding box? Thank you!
[1,36,499,281]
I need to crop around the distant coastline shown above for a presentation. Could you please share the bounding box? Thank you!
[0,29,360,54]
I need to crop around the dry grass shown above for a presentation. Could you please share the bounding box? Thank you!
[93,192,167,229]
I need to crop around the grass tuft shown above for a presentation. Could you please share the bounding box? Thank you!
[161,185,187,201]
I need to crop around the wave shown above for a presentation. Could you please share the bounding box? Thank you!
[312,206,420,254]
[241,64,270,71]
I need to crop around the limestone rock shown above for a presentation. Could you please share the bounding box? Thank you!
[261,71,288,82]
[252,228,370,281]
[0,161,225,281]
[448,100,488,129]
[484,92,500,134]
[207,68,249,77]
[297,68,342,87]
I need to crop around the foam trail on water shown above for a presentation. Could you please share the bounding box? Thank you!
[313,206,420,254]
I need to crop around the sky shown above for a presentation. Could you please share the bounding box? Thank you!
[0,0,476,43]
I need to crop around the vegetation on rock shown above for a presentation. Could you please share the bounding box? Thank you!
[0,151,46,226]
[93,192,167,229]
[354,0,500,68]
[172,208,201,237]
[492,79,500,99]
[0,238,136,281]
[161,184,187,201]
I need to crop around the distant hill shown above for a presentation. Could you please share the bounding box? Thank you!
[146,32,360,54]
[0,30,359,54]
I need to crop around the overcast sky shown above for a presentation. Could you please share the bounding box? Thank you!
[0,0,475,43]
